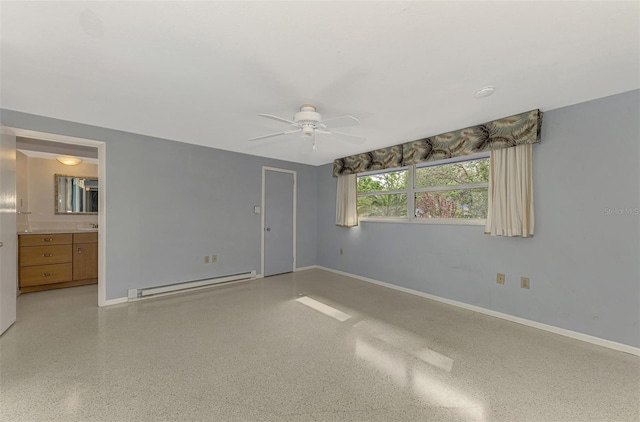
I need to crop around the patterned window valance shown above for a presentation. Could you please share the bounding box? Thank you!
[332,109,543,177]
[332,145,402,177]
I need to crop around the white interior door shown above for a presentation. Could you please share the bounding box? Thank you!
[263,169,295,277]
[0,128,17,335]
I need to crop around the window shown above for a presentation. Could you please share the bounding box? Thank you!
[356,155,489,224]
[414,157,489,220]
[356,168,408,218]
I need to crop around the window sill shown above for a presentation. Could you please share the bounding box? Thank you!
[358,217,487,226]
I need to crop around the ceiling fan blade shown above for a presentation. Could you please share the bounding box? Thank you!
[248,128,301,141]
[326,130,366,144]
[319,115,360,129]
[315,129,332,135]
[258,113,297,126]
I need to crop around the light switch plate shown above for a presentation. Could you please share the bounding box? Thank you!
[254,206,261,214]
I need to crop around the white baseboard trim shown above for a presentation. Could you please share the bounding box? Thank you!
[102,297,128,307]
[316,266,640,356]
[295,265,318,272]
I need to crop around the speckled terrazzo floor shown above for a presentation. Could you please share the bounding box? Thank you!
[1,269,638,422]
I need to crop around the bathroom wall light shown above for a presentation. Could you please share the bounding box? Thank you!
[56,156,83,166]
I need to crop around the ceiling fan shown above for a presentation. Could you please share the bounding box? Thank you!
[248,104,365,149]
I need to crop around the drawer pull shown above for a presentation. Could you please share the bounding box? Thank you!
[42,253,53,257]
[42,272,52,277]
[78,248,83,254]
[42,238,54,242]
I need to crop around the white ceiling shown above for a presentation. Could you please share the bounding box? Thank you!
[2,1,638,166]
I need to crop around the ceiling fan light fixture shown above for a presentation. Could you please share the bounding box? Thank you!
[302,126,314,137]
[56,156,83,166]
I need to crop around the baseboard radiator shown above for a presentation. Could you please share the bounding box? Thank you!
[127,271,256,300]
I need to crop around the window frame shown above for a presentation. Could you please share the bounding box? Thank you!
[357,152,490,225]
[355,166,410,220]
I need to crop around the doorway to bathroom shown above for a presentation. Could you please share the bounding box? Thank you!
[0,127,107,335]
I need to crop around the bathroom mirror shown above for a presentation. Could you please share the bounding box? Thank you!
[55,174,99,215]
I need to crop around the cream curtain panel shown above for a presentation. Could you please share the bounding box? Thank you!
[335,174,358,227]
[485,144,534,237]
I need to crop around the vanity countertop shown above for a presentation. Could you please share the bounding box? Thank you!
[18,229,98,235]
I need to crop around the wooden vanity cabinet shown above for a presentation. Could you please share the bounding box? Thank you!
[73,233,98,282]
[19,232,98,293]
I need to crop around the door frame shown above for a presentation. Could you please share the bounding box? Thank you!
[4,127,108,307]
[261,166,296,277]
[0,126,17,334]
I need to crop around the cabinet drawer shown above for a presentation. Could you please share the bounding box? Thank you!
[19,263,72,287]
[19,234,72,247]
[19,245,72,266]
[73,232,97,244]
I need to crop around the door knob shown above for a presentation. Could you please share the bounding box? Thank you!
[265,228,271,231]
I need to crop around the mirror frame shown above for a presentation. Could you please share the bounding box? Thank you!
[54,174,99,215]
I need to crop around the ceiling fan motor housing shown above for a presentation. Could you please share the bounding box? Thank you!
[294,105,322,134]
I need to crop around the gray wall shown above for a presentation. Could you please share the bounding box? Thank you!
[317,90,640,348]
[1,110,317,300]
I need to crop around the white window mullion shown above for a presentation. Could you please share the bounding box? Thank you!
[414,182,489,194]
[358,189,408,197]
[408,165,415,220]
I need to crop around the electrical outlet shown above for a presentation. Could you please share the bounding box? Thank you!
[212,255,217,263]
[204,256,210,264]
[496,273,505,285]
[340,248,343,255]
[521,277,530,289]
